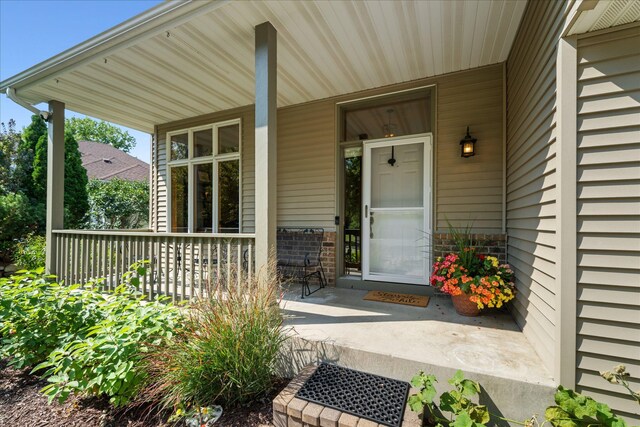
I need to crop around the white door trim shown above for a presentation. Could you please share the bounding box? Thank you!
[362,133,433,285]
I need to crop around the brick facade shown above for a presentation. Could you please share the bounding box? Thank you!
[432,233,507,264]
[277,229,336,286]
[321,231,336,286]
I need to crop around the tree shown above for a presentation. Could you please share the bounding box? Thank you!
[0,120,21,194]
[32,128,89,228]
[13,115,46,199]
[86,179,149,229]
[66,117,136,152]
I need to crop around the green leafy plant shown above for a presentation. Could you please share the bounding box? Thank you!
[0,269,104,369]
[0,263,182,406]
[86,178,149,229]
[13,234,46,270]
[410,368,636,427]
[142,258,286,411]
[545,386,628,427]
[409,370,489,427]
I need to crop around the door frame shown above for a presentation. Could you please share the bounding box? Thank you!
[361,133,433,285]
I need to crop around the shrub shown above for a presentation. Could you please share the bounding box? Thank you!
[86,178,149,229]
[143,260,286,411]
[0,263,182,406]
[0,269,102,369]
[0,192,40,260]
[14,234,46,270]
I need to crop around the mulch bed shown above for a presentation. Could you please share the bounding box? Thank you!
[0,359,287,427]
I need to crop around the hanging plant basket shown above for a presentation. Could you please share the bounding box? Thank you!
[451,294,480,317]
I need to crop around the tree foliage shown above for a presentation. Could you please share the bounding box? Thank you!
[0,192,41,259]
[13,115,46,199]
[30,118,89,229]
[86,178,149,229]
[0,120,21,193]
[66,117,136,152]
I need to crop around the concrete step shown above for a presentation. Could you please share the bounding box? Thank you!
[277,287,556,424]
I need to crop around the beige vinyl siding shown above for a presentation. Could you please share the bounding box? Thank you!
[154,106,255,232]
[277,99,336,230]
[435,65,504,232]
[505,0,571,376]
[576,25,640,422]
[152,65,506,236]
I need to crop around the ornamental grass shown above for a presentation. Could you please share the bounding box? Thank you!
[141,257,286,412]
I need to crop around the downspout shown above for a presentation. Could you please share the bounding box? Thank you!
[6,87,51,121]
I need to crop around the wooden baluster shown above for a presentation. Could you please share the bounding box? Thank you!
[236,239,242,287]
[216,242,221,287]
[180,237,187,301]
[171,237,178,301]
[226,240,231,288]
[71,235,78,284]
[188,238,194,298]
[248,241,253,283]
[207,239,212,295]
[148,237,155,300]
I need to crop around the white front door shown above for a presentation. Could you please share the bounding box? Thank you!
[362,135,432,285]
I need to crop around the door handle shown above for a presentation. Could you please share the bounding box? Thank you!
[365,205,368,218]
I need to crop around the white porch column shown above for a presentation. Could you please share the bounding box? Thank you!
[45,100,65,275]
[254,22,277,278]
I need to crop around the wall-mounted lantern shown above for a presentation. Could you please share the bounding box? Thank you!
[460,126,477,158]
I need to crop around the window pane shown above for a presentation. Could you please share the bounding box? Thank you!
[342,93,431,142]
[195,163,213,232]
[171,166,188,232]
[194,129,213,157]
[170,133,188,160]
[218,124,239,154]
[218,160,239,233]
[343,147,362,274]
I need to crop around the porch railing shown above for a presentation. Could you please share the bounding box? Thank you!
[52,230,255,301]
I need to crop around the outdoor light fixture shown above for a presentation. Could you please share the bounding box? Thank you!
[460,126,477,158]
[383,108,397,138]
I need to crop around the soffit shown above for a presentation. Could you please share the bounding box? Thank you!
[568,0,640,35]
[1,0,527,133]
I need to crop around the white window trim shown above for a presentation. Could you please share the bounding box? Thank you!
[166,118,242,234]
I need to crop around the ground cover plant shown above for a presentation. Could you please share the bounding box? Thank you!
[409,367,636,427]
[142,260,287,419]
[0,263,182,406]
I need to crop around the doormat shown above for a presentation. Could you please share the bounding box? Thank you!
[363,290,429,307]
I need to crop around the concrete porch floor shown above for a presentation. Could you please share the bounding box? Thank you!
[277,286,556,422]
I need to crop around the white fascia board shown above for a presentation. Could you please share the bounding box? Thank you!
[0,0,229,95]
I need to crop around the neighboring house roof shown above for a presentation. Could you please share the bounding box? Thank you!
[78,140,149,182]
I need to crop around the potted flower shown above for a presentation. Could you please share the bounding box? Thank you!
[429,225,516,316]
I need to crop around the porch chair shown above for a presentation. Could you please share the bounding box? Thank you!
[276,228,327,298]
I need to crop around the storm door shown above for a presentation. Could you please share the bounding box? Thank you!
[362,135,431,285]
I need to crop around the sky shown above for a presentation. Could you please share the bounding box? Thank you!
[0,0,163,162]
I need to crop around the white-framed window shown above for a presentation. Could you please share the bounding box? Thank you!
[167,119,241,233]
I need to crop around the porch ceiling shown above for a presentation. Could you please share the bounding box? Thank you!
[0,0,527,133]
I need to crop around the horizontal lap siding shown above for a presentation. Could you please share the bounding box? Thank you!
[576,25,640,422]
[152,66,507,253]
[277,100,336,230]
[435,66,504,233]
[506,0,569,376]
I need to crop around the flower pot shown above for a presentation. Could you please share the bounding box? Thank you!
[451,294,480,317]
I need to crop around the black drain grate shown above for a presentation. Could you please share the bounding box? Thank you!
[295,363,409,427]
